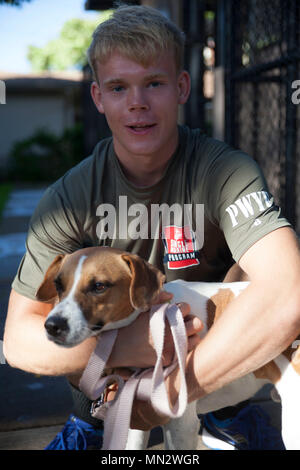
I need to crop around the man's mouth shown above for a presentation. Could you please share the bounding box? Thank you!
[126,123,156,134]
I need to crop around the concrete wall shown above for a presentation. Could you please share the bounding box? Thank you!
[0,75,81,172]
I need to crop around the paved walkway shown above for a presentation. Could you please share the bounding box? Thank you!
[0,187,170,450]
[0,187,74,450]
[0,186,282,450]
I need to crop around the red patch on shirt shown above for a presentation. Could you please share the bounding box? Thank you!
[163,225,200,270]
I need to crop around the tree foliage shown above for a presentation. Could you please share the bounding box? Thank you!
[27,12,111,71]
[0,0,31,6]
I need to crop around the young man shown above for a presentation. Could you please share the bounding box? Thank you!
[4,5,300,450]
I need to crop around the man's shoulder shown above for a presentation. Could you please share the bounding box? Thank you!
[181,125,254,179]
[181,125,233,161]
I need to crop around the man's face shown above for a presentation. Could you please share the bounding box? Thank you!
[91,51,190,163]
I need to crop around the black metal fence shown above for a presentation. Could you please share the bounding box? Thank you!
[223,0,300,232]
[183,0,216,135]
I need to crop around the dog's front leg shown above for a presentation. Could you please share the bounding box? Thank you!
[274,354,300,450]
[162,402,200,450]
[125,428,150,450]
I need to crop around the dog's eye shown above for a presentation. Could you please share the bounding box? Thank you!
[92,282,107,293]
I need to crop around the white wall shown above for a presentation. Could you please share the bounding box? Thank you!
[0,91,78,170]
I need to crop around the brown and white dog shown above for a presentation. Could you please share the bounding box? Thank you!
[36,246,300,450]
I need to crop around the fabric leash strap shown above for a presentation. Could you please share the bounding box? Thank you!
[79,328,118,400]
[148,303,188,417]
[79,302,188,450]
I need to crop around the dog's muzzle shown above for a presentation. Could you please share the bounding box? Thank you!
[44,315,69,341]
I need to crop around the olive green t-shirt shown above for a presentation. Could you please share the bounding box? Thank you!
[12,126,291,300]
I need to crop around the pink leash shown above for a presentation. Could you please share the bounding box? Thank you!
[79,303,188,450]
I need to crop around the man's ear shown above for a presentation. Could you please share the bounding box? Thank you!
[90,81,105,114]
[177,70,191,105]
[121,253,165,311]
[36,254,65,302]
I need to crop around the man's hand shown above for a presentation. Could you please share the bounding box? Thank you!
[107,291,203,369]
[130,398,170,431]
[105,367,170,431]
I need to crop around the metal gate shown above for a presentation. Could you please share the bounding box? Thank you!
[223,0,300,232]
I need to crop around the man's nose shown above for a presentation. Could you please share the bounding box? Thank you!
[127,88,149,111]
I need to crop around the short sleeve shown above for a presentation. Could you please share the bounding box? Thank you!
[206,149,291,261]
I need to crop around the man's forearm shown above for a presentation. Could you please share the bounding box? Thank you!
[167,280,300,404]
[4,290,97,376]
[4,311,96,376]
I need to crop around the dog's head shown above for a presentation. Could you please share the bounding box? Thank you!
[36,247,165,347]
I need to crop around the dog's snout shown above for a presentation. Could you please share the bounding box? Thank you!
[45,316,69,338]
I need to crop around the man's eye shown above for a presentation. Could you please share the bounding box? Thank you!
[149,81,162,88]
[112,85,124,93]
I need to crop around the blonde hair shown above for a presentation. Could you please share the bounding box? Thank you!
[87,4,185,82]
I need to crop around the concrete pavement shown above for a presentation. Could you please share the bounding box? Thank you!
[0,186,171,450]
[0,186,74,450]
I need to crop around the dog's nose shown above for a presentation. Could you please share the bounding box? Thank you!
[45,316,69,338]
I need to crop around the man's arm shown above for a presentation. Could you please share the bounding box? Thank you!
[128,226,300,429]
[169,226,300,403]
[3,289,97,376]
[4,290,201,377]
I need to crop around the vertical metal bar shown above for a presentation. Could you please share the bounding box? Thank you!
[224,0,235,145]
[183,0,191,126]
[193,0,205,130]
[182,0,205,130]
[285,0,297,226]
[213,0,226,140]
[252,82,259,160]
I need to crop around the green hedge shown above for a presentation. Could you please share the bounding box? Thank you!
[0,183,12,220]
[8,124,84,183]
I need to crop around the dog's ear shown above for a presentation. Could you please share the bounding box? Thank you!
[36,254,65,302]
[121,253,165,311]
